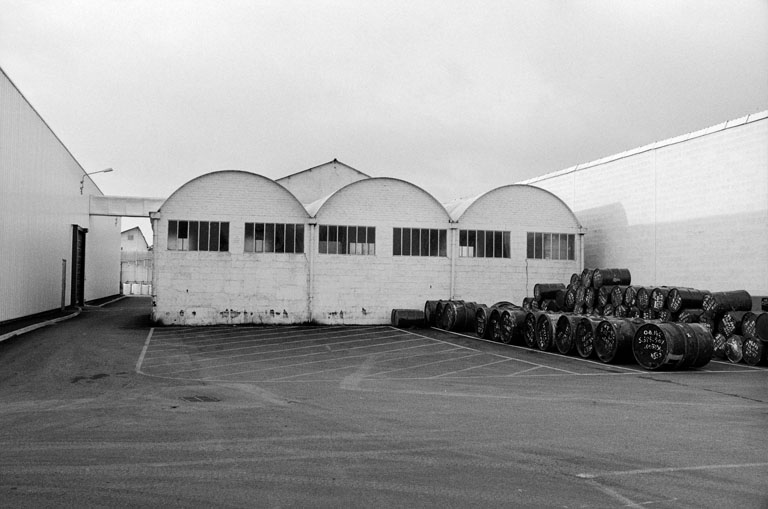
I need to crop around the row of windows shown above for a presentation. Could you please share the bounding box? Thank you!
[459,230,511,258]
[244,223,305,253]
[167,221,576,260]
[168,220,230,252]
[527,232,576,260]
[319,225,376,255]
[392,228,448,257]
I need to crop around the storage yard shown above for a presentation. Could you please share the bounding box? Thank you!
[420,268,768,373]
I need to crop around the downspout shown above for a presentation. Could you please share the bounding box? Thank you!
[449,221,458,299]
[307,220,317,323]
[578,225,587,273]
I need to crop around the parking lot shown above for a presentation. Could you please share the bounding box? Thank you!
[1,297,767,508]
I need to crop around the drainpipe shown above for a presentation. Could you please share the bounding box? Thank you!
[449,221,458,299]
[307,220,317,322]
[578,226,587,273]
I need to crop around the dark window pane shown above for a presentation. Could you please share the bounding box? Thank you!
[264,223,274,252]
[210,222,220,251]
[534,232,542,259]
[255,223,264,253]
[430,229,438,257]
[295,224,304,253]
[503,231,511,258]
[468,230,476,257]
[477,231,485,257]
[543,233,551,259]
[393,228,401,256]
[420,229,429,256]
[244,223,255,252]
[527,232,534,258]
[411,229,420,256]
[275,223,285,253]
[338,225,347,255]
[188,221,199,251]
[168,220,178,250]
[402,228,411,256]
[285,224,295,253]
[560,234,568,260]
[439,230,447,257]
[178,220,188,239]
[552,234,560,260]
[199,221,209,251]
[328,225,337,254]
[367,227,375,255]
[459,230,467,247]
[568,234,575,260]
[494,231,502,258]
[348,225,357,253]
[485,230,494,258]
[220,222,229,251]
[319,224,328,254]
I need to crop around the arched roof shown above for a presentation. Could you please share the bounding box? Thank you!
[309,177,452,221]
[445,184,581,227]
[158,170,308,216]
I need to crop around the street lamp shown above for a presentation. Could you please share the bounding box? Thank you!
[80,168,114,194]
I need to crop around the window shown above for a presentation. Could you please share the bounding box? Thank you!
[526,232,575,260]
[393,228,447,256]
[459,229,510,258]
[244,223,304,253]
[168,220,229,252]
[319,225,375,255]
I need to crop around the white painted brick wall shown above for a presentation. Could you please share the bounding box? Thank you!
[152,171,311,325]
[453,186,581,304]
[312,179,452,324]
[525,116,768,294]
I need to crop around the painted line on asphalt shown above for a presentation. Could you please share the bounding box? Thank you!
[576,461,768,479]
[396,327,580,374]
[135,327,154,374]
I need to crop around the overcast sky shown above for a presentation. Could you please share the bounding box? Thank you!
[1,1,766,240]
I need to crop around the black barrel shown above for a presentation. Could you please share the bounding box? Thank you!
[623,286,638,307]
[524,311,544,349]
[725,335,744,363]
[633,322,714,370]
[424,300,441,326]
[487,302,518,342]
[667,288,710,313]
[555,314,580,355]
[475,304,491,339]
[581,268,595,288]
[636,287,653,310]
[592,268,631,289]
[500,308,527,345]
[595,318,641,364]
[650,287,671,312]
[534,283,566,303]
[610,286,629,308]
[742,335,767,366]
[677,309,705,323]
[703,290,753,315]
[535,313,561,352]
[597,285,614,308]
[440,300,478,331]
[717,310,749,337]
[391,309,425,328]
[575,317,601,358]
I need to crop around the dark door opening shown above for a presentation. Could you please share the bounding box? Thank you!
[71,225,88,307]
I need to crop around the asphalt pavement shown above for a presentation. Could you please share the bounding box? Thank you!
[0,296,766,508]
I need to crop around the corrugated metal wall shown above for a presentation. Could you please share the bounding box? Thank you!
[0,68,121,322]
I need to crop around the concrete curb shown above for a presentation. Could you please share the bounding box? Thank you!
[0,309,82,344]
[0,295,127,344]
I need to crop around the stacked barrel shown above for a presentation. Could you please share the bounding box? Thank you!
[419,268,766,370]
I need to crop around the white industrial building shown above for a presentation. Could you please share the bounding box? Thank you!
[0,68,122,323]
[150,163,583,325]
[4,60,765,328]
[519,111,768,297]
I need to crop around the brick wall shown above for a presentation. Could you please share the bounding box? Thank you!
[453,185,582,304]
[152,171,311,325]
[522,113,768,294]
[312,179,452,324]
